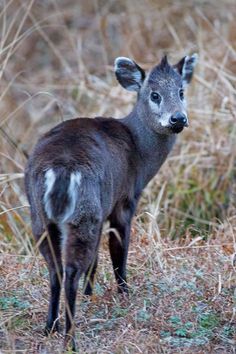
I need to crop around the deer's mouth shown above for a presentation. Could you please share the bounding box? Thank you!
[170,126,184,134]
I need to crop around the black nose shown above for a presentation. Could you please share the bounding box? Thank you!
[169,112,188,127]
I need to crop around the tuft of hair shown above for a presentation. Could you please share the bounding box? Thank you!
[159,55,173,72]
[149,55,174,82]
[159,55,169,69]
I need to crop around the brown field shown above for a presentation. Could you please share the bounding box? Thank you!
[0,0,236,353]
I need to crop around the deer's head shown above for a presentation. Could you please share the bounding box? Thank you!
[115,54,198,135]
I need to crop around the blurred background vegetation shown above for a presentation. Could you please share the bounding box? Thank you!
[0,1,235,352]
[1,0,236,246]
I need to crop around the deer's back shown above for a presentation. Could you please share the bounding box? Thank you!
[25,117,140,221]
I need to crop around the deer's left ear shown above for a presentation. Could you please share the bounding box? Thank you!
[114,57,146,92]
[174,53,198,86]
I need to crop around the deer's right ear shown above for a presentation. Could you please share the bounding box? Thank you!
[114,57,145,92]
[174,53,198,86]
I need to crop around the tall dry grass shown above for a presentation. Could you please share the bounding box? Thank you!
[0,1,235,353]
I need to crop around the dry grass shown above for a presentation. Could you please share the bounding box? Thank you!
[0,0,236,353]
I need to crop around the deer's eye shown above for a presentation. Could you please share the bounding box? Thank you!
[179,89,184,101]
[150,92,162,104]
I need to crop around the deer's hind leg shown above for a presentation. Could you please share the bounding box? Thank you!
[64,211,102,351]
[31,213,63,334]
[83,254,98,296]
[83,224,103,296]
[42,223,63,334]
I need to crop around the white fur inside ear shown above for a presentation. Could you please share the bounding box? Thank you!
[191,53,199,64]
[181,53,198,85]
[183,53,198,74]
[114,57,143,91]
[114,57,135,71]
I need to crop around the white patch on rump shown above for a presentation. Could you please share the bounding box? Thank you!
[44,168,56,219]
[43,169,82,223]
[62,171,82,223]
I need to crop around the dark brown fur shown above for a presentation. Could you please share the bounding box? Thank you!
[25,55,197,351]
[25,117,142,349]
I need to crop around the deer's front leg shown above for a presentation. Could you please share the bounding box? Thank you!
[108,202,135,293]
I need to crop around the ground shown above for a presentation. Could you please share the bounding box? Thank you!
[0,234,235,353]
[0,0,236,353]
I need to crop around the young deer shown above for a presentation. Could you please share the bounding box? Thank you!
[25,54,197,350]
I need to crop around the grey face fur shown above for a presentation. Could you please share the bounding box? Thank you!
[115,54,198,135]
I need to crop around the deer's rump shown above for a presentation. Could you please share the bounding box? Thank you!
[25,117,138,225]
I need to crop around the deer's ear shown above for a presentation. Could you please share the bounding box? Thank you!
[174,53,198,86]
[114,57,145,92]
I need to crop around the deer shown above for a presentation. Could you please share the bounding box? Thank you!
[24,53,197,351]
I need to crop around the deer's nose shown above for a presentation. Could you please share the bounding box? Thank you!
[169,112,188,127]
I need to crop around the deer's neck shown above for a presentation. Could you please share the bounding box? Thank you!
[122,108,176,186]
